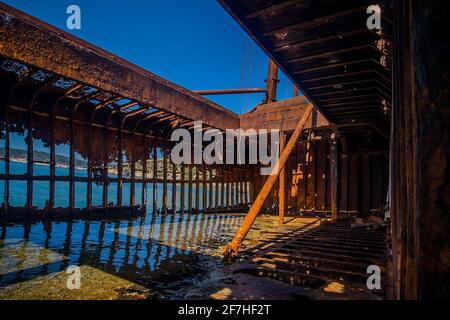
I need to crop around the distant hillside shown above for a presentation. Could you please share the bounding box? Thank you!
[0,147,88,169]
[0,148,198,178]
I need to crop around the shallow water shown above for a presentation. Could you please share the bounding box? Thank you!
[0,212,250,299]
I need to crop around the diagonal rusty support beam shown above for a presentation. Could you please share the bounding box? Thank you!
[224,104,314,260]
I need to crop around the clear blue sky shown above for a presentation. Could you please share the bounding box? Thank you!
[3,0,298,115]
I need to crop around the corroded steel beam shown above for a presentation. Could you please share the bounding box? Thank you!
[0,3,239,131]
[224,104,314,259]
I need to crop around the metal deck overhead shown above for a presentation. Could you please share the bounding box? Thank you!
[219,0,393,137]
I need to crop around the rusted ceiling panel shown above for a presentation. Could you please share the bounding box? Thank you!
[0,3,240,131]
[218,0,393,137]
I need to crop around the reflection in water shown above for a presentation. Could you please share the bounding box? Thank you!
[0,213,245,299]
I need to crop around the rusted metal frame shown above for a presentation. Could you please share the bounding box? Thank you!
[178,121,195,129]
[227,170,232,209]
[333,114,383,120]
[2,69,40,213]
[224,104,313,258]
[235,169,239,208]
[226,169,231,209]
[213,167,219,211]
[304,74,392,96]
[202,164,207,212]
[171,119,191,129]
[248,171,255,205]
[130,131,136,209]
[310,139,318,211]
[285,44,376,65]
[138,110,165,124]
[101,124,109,209]
[100,106,114,209]
[219,1,392,141]
[220,167,225,209]
[108,102,139,122]
[116,106,143,209]
[122,108,147,121]
[315,87,390,101]
[279,133,287,224]
[262,6,368,37]
[8,104,169,142]
[237,170,241,208]
[188,164,193,213]
[308,78,387,92]
[0,4,240,131]
[69,107,77,211]
[235,169,240,207]
[311,82,392,102]
[302,70,389,85]
[245,175,249,206]
[2,78,28,213]
[152,147,157,214]
[180,164,185,213]
[241,173,246,207]
[322,99,383,108]
[2,102,10,213]
[68,89,97,210]
[244,0,299,19]
[318,94,382,104]
[162,148,168,214]
[238,170,243,208]
[152,114,177,125]
[116,128,123,208]
[209,167,214,211]
[228,168,236,209]
[294,58,386,75]
[195,165,200,212]
[172,157,177,214]
[206,167,211,211]
[238,171,242,208]
[26,77,57,210]
[273,29,369,53]
[220,168,225,209]
[330,133,340,220]
[141,141,147,210]
[87,96,119,209]
[330,107,386,115]
[265,60,279,103]
[247,170,252,205]
[242,171,246,207]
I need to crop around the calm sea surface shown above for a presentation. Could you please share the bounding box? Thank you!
[0,161,256,299]
[0,161,217,210]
